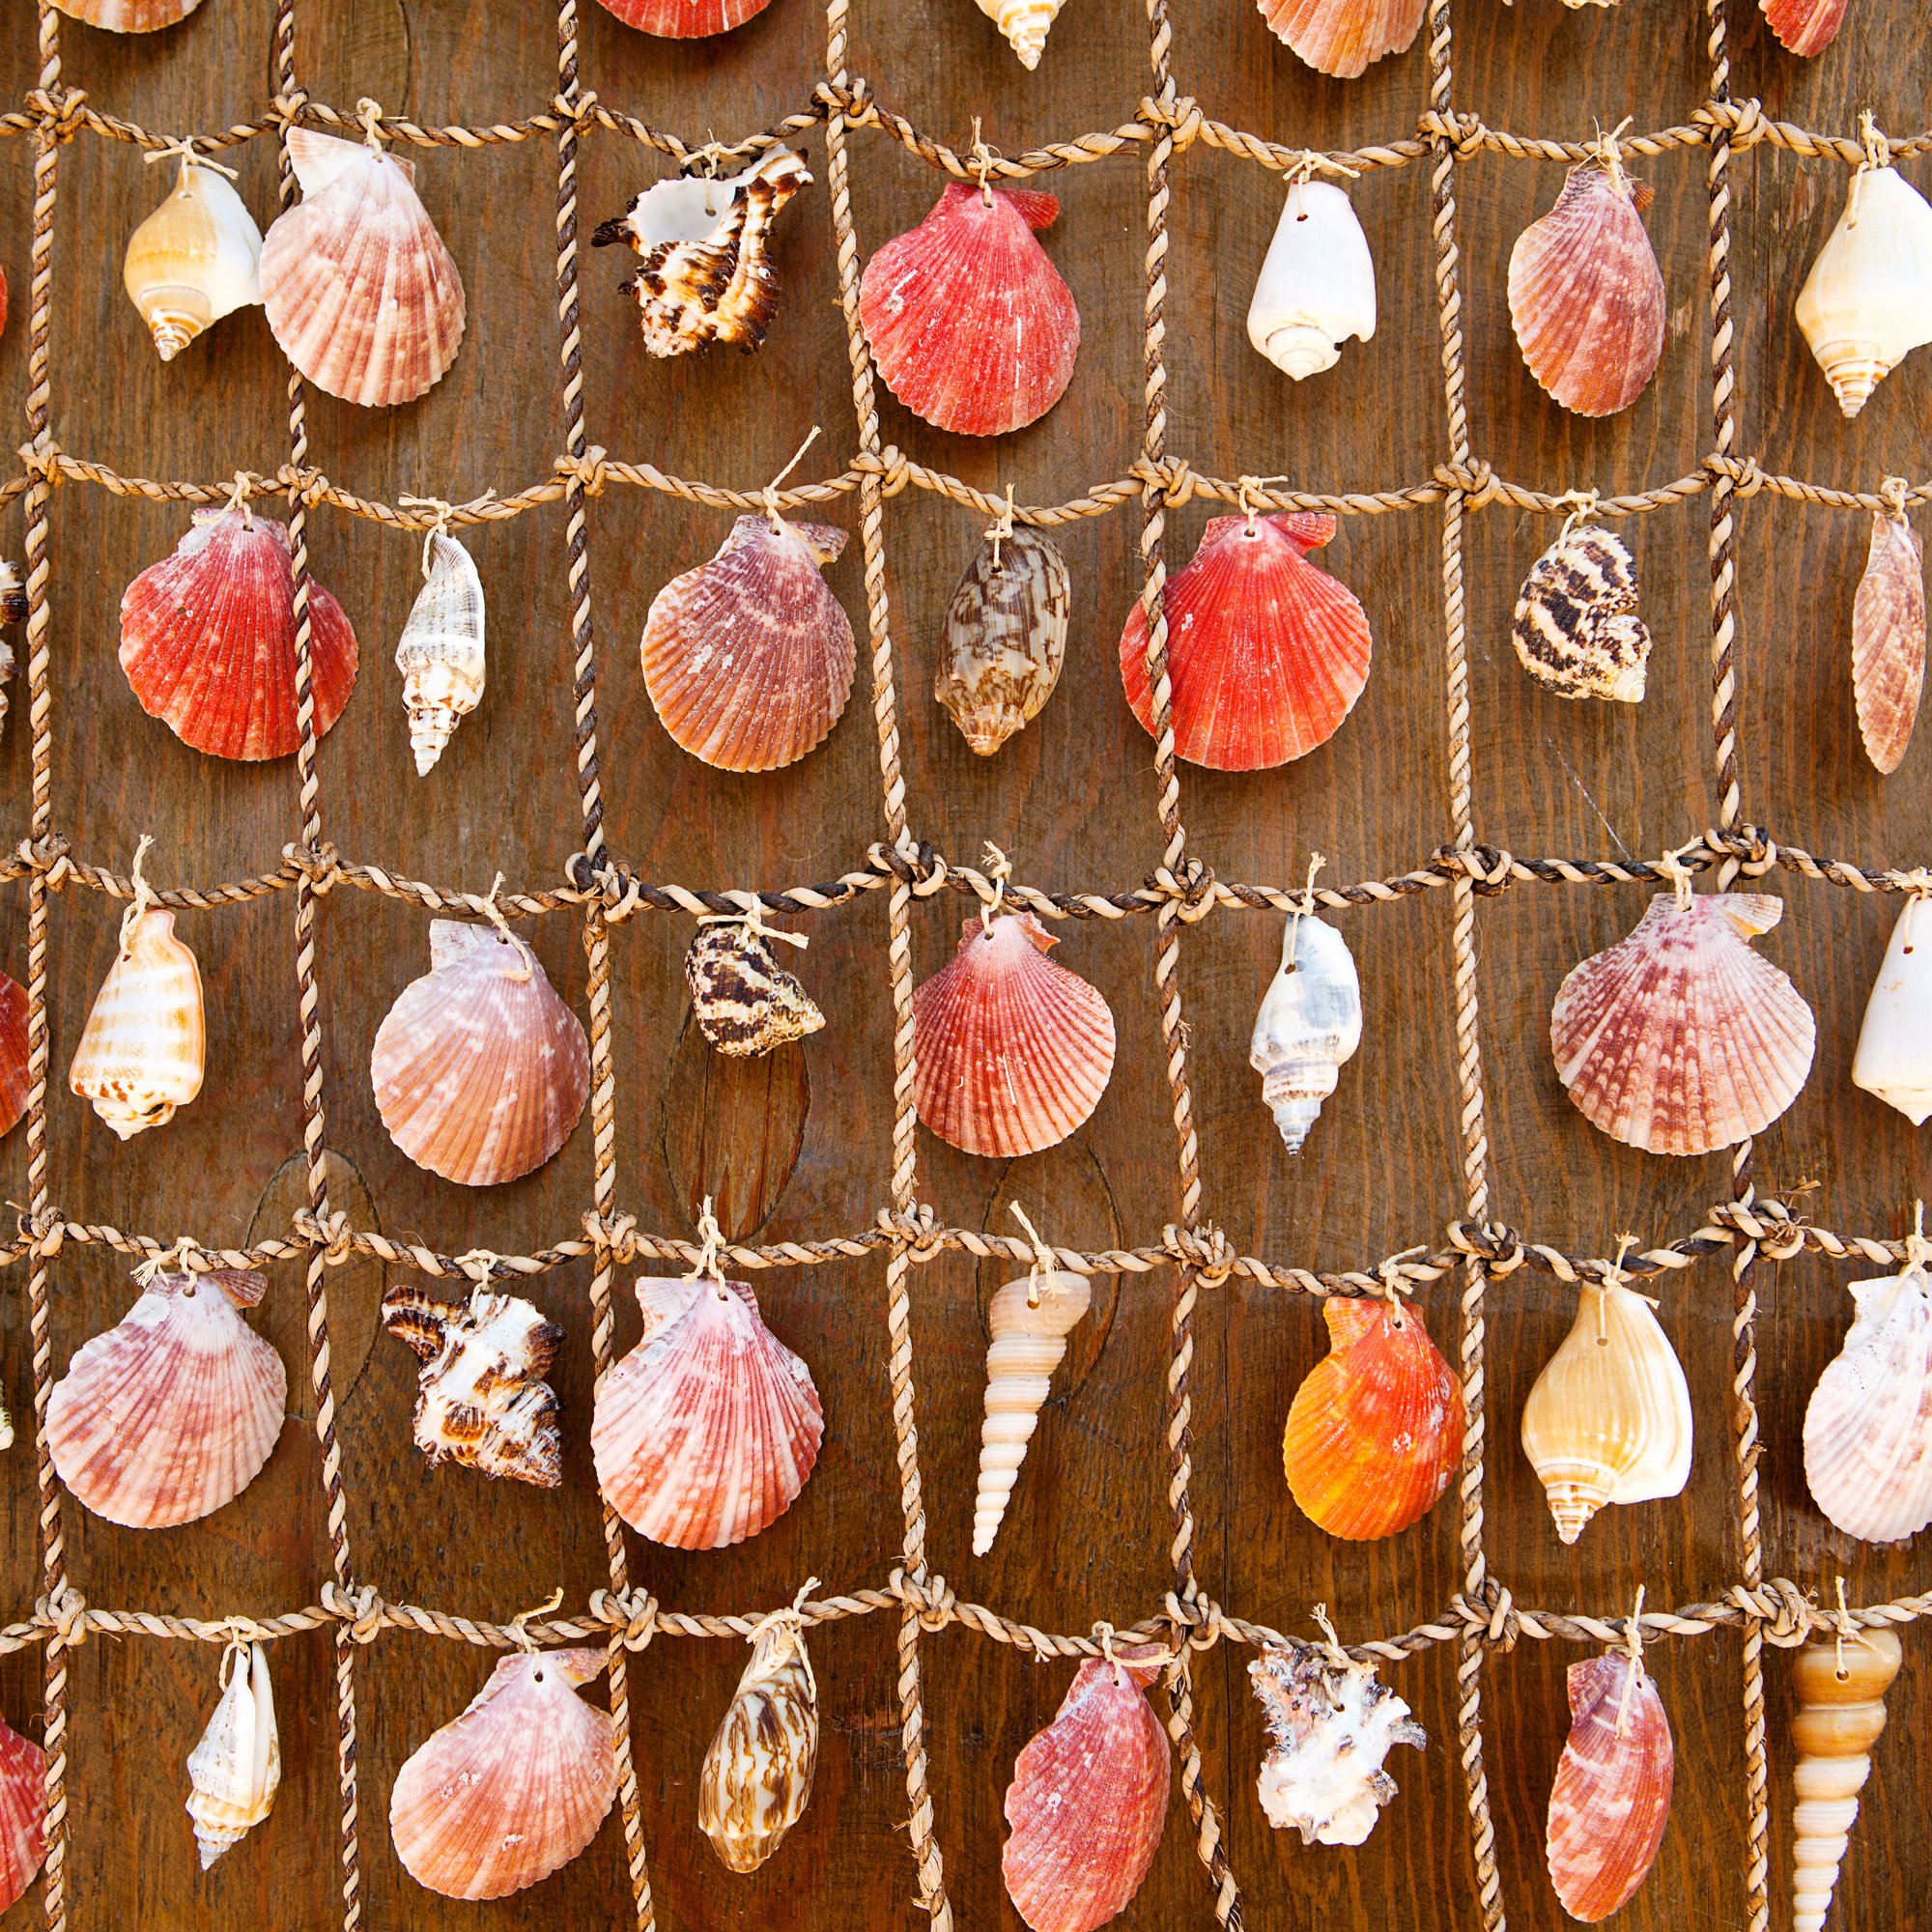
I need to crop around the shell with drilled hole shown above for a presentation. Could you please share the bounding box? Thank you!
[684,923,825,1058]
[396,530,485,776]
[1790,1626,1901,1932]
[592,0,773,30]
[1256,0,1426,75]
[1250,914,1361,1154]
[699,1614,818,1872]
[0,970,26,1141]
[391,1649,615,1900]
[52,0,203,27]
[47,1269,285,1528]
[1247,181,1377,381]
[69,910,205,1139]
[123,155,262,362]
[974,1269,1092,1557]
[1852,898,1932,1123]
[975,0,1065,67]
[935,526,1069,755]
[0,1714,45,1914]
[1852,511,1924,774]
[185,1641,280,1870]
[1513,524,1652,702]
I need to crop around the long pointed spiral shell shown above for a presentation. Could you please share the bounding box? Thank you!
[1790,1627,1902,1932]
[699,1616,818,1871]
[1250,914,1361,1153]
[185,1642,280,1869]
[973,1269,1092,1556]
[396,530,485,775]
[68,910,205,1139]
[974,0,1065,67]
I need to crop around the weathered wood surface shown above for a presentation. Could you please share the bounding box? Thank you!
[0,0,1925,1927]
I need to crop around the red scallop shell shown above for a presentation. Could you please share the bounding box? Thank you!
[0,970,26,1140]
[1762,0,1846,54]
[118,510,358,761]
[0,1713,45,1915]
[859,185,1079,438]
[593,0,773,30]
[1119,511,1372,770]
[1258,0,1427,76]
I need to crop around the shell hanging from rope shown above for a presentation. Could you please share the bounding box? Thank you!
[1246,180,1378,380]
[1250,913,1361,1153]
[1255,0,1427,76]
[1852,897,1932,1123]
[699,1610,819,1871]
[974,1268,1092,1556]
[936,525,1069,755]
[1512,523,1652,702]
[684,922,826,1057]
[122,155,262,362]
[1763,0,1848,56]
[396,529,486,776]
[0,969,29,1140]
[185,1641,281,1869]
[0,1713,46,1914]
[69,909,206,1139]
[974,0,1065,67]
[51,0,204,29]
[1852,510,1925,773]
[592,0,775,31]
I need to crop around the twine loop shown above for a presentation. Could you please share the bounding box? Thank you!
[41,1586,88,1649]
[1009,1202,1058,1307]
[745,1577,820,1663]
[218,1616,268,1685]
[983,483,1016,569]
[399,493,473,578]
[120,832,157,948]
[1654,838,1701,908]
[1309,1603,1354,1674]
[1588,114,1634,196]
[968,115,998,206]
[144,137,240,180]
[1283,852,1326,969]
[1904,1201,1932,1279]
[1880,475,1912,525]
[1555,487,1601,542]
[1614,1585,1647,1736]
[1282,149,1360,191]
[478,871,536,980]
[696,896,808,952]
[133,1233,202,1291]
[976,842,1012,934]
[355,97,388,152]
[1858,108,1890,176]
[508,1586,565,1656]
[763,425,823,536]
[1832,1576,1870,1682]
[590,1587,659,1652]
[454,1249,502,1300]
[684,1196,728,1292]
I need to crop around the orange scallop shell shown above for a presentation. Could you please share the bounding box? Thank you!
[1257,0,1427,76]
[1762,0,1846,54]
[1282,1297,1463,1540]
[52,0,202,28]
[0,1714,45,1915]
[0,970,27,1140]
[1119,511,1372,770]
[593,0,773,29]
[1852,512,1925,775]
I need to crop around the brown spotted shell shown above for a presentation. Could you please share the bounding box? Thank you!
[1512,524,1651,702]
[935,527,1069,755]
[684,923,825,1057]
[1852,512,1925,774]
[698,1619,818,1872]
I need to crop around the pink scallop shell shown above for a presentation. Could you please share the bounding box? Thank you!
[0,970,27,1140]
[119,510,358,761]
[1853,512,1925,774]
[593,0,773,30]
[1119,512,1371,770]
[590,1277,824,1548]
[1763,0,1846,53]
[0,1713,45,1914]
[1257,0,1426,76]
[859,185,1079,438]
[390,1649,615,1901]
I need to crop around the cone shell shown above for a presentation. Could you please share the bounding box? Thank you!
[911,913,1116,1158]
[974,1270,1092,1556]
[1513,524,1652,702]
[123,156,263,362]
[0,558,22,627]
[0,969,28,1140]
[1246,180,1378,379]
[396,530,486,775]
[261,129,466,408]
[1790,1627,1902,1932]
[860,185,1080,438]
[69,910,206,1139]
[1852,512,1924,774]
[1550,893,1815,1156]
[1520,1281,1692,1544]
[1250,914,1362,1154]
[1546,1653,1674,1921]
[592,0,774,31]
[185,1642,280,1870]
[1256,0,1426,75]
[0,1714,46,1914]
[1119,512,1372,770]
[1763,0,1848,55]
[390,1649,615,1901]
[975,0,1065,67]
[641,516,854,772]
[1002,1649,1170,1932]
[1508,165,1665,417]
[1852,898,1932,1123]
[684,923,826,1057]
[1282,1297,1463,1540]
[47,1269,286,1528]
[699,1618,818,1872]
[52,0,203,28]
[935,526,1069,755]
[590,1276,824,1548]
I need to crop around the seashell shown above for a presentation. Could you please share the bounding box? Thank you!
[935,526,1069,755]
[1512,523,1652,702]
[592,150,811,357]
[395,529,485,776]
[123,156,262,363]
[1546,1651,1674,1920]
[0,558,23,626]
[1282,1296,1463,1540]
[591,1275,823,1548]
[185,1640,280,1869]
[0,969,29,1140]
[0,1713,46,1913]
[1795,165,1932,419]
[119,509,359,761]
[1508,163,1665,417]
[1520,1280,1691,1544]
[911,913,1116,1158]
[51,0,203,29]
[382,1283,564,1489]
[1250,913,1361,1153]
[371,920,590,1187]
[1246,180,1377,380]
[1549,891,1816,1155]
[699,1607,818,1872]
[1851,510,1924,773]
[1763,0,1848,56]
[684,921,825,1058]
[974,0,1065,67]
[47,1268,285,1528]
[1852,897,1932,1123]
[260,128,466,408]
[860,185,1080,438]
[592,0,774,31]
[1249,1645,1425,1844]
[391,1648,615,1900]
[640,515,854,772]
[69,909,205,1139]
[1119,511,1372,771]
[1003,1646,1170,1932]
[1791,1625,1902,1932]
[973,1269,1093,1556]
[1802,1268,1932,1542]
[1256,0,1426,75]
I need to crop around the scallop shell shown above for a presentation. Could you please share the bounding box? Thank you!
[119,509,359,762]
[1247,180,1377,379]
[935,526,1069,755]
[974,1269,1093,1557]
[185,1641,280,1869]
[52,0,203,28]
[123,156,263,362]
[1282,1296,1463,1541]
[1003,1647,1170,1932]
[1513,524,1652,702]
[699,1615,818,1872]
[911,913,1116,1158]
[684,923,826,1058]
[1852,511,1924,774]
[396,530,485,776]
[390,1649,615,1901]
[1250,913,1362,1154]
[261,129,466,408]
[46,1269,286,1528]
[1546,1652,1674,1921]
[592,0,774,31]
[1520,1281,1692,1544]
[1763,0,1847,54]
[1508,165,1665,417]
[0,1713,46,1914]
[1852,897,1932,1124]
[859,185,1080,438]
[1256,0,1426,75]
[1119,511,1372,771]
[590,1276,824,1548]
[975,0,1065,67]
[68,909,206,1140]
[641,516,854,772]
[1549,892,1816,1156]
[0,969,29,1140]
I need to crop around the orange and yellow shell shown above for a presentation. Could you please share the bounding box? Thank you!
[1256,0,1426,76]
[52,0,203,28]
[69,909,206,1139]
[1790,1626,1902,1932]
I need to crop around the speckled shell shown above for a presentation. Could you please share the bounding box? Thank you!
[684,923,826,1057]
[1246,180,1378,380]
[935,527,1069,755]
[1256,0,1426,74]
[1546,1653,1674,1921]
[396,530,486,776]
[1852,512,1924,774]
[590,1277,824,1548]
[371,921,590,1187]
[0,970,29,1140]
[1549,893,1815,1155]
[1763,0,1848,55]
[1513,525,1652,702]
[185,1642,280,1870]
[860,185,1079,438]
[1003,1649,1170,1932]
[1790,1627,1902,1932]
[52,0,203,28]
[261,129,466,408]
[911,914,1116,1158]
[1508,166,1665,417]
[0,1714,46,1914]
[592,0,773,31]
[1250,914,1362,1154]
[46,1270,286,1528]
[699,1618,818,1872]
[123,156,263,361]
[641,516,854,772]
[1852,898,1932,1124]
[68,910,206,1140]
[1120,512,1371,770]
[0,559,23,627]
[975,0,1065,66]
[390,1650,615,1901]
[119,510,359,761]
[974,1270,1093,1556]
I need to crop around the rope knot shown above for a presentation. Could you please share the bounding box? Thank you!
[1436,457,1500,509]
[555,445,610,496]
[321,1581,385,1643]
[1747,1577,1817,1646]
[27,88,88,142]
[582,1209,639,1263]
[19,832,71,890]
[1164,1589,1224,1651]
[1138,91,1201,149]
[294,1208,355,1266]
[270,90,310,130]
[18,1206,64,1259]
[1466,1577,1520,1650]
[1174,860,1218,923]
[891,1568,955,1632]
[590,1587,659,1651]
[878,1203,944,1263]
[40,1585,87,1648]
[271,462,330,508]
[550,90,601,127]
[16,437,63,490]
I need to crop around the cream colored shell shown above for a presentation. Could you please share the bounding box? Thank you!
[1246,181,1377,381]
[1790,1628,1902,1932]
[1250,913,1362,1154]
[395,530,486,775]
[1853,897,1932,1124]
[973,1269,1092,1556]
[185,1641,280,1869]
[698,1616,818,1872]
[974,0,1065,68]
[69,909,205,1139]
[123,156,263,362]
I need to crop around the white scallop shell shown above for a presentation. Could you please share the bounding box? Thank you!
[1250,913,1361,1154]
[1853,897,1932,1124]
[1246,181,1377,381]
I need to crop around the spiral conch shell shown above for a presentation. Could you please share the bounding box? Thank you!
[699,1599,818,1872]
[185,1639,280,1869]
[1851,508,1924,775]
[685,920,825,1057]
[123,155,262,362]
[974,1268,1092,1556]
[69,909,205,1138]
[935,525,1069,756]
[1852,897,1932,1123]
[1246,181,1377,381]
[1250,913,1361,1155]
[1257,0,1426,76]
[0,1712,47,1913]
[395,530,485,775]
[1513,522,1652,702]
[974,0,1065,68]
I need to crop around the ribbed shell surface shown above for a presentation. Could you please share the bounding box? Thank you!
[0,1718,44,1914]
[1256,0,1427,75]
[1852,512,1925,774]
[0,970,27,1139]
[1546,1654,1674,1921]
[935,527,1069,754]
[68,910,206,1137]
[593,0,774,30]
[52,0,203,27]
[1763,0,1847,53]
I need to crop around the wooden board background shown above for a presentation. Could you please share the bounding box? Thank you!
[0,0,1925,1926]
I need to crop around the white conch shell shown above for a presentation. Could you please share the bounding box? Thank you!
[974,0,1065,67]
[395,530,485,775]
[1795,164,1932,419]
[185,1641,280,1869]
[1246,181,1377,381]
[699,1610,818,1872]
[1853,897,1932,1123]
[123,156,263,362]
[1250,914,1361,1154]
[973,1269,1092,1556]
[68,909,205,1139]
[1790,1626,1902,1932]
